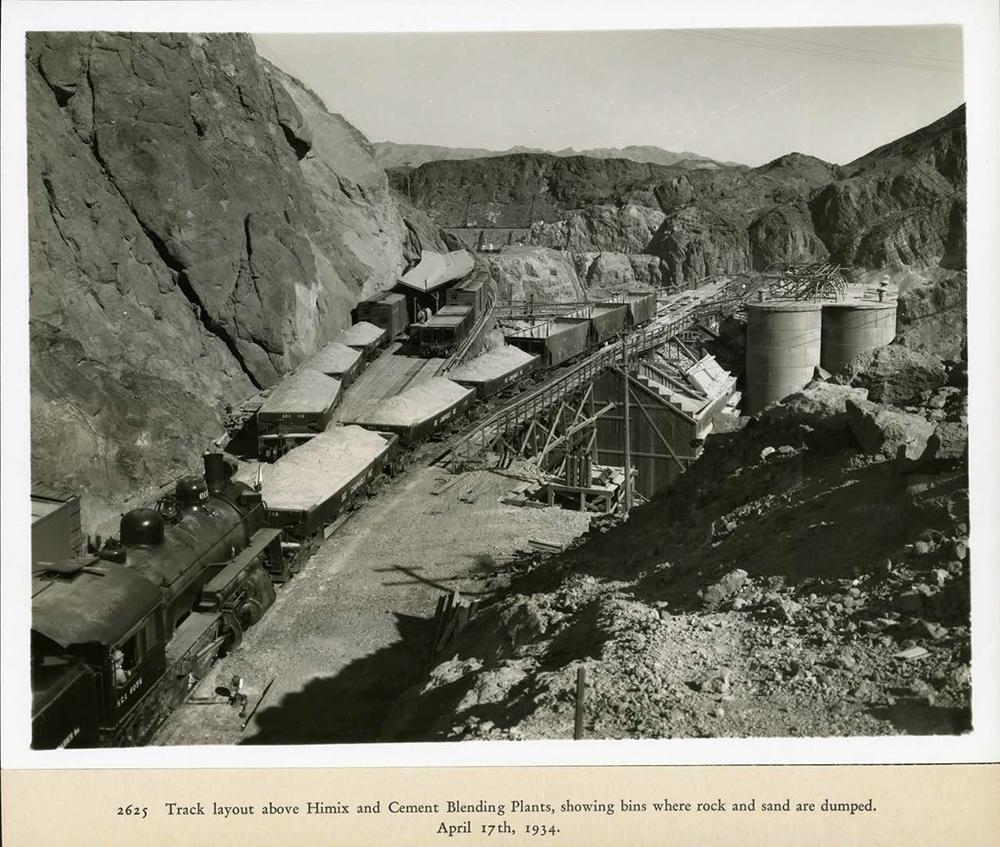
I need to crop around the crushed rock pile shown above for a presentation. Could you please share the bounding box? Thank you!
[381,343,970,741]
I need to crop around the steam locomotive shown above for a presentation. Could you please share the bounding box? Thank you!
[31,452,285,748]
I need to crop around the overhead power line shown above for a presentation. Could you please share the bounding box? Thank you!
[678,30,963,74]
[724,28,962,66]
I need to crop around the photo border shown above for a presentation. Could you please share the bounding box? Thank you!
[2,0,997,772]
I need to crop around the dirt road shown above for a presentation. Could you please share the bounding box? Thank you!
[152,463,589,746]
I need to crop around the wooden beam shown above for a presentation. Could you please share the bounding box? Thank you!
[627,379,686,471]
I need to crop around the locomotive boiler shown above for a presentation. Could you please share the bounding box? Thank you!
[31,452,285,748]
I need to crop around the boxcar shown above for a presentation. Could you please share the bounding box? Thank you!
[505,317,591,368]
[445,277,487,314]
[357,291,409,340]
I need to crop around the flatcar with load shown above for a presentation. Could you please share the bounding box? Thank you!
[256,368,342,461]
[240,425,403,540]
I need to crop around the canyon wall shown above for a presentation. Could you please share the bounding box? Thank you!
[28,33,410,500]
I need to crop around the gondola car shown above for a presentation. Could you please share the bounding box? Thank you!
[411,305,475,358]
[30,453,284,748]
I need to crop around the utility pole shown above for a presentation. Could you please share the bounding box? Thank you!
[622,336,633,515]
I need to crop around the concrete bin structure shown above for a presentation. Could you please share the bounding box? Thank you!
[745,300,822,415]
[820,301,897,375]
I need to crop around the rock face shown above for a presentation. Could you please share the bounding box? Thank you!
[528,204,665,253]
[28,33,409,501]
[482,249,584,302]
[895,270,967,360]
[396,106,965,288]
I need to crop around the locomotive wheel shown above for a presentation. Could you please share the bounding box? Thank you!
[237,598,263,629]
[220,614,244,655]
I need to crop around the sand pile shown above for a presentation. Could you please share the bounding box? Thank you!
[335,321,386,348]
[258,369,341,416]
[448,345,538,381]
[303,342,362,377]
[253,425,390,510]
[367,378,473,426]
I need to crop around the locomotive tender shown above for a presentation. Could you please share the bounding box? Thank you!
[31,452,284,748]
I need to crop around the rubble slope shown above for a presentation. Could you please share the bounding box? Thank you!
[383,351,970,741]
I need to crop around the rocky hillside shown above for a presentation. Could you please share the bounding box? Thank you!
[384,341,970,741]
[374,141,729,170]
[392,106,966,289]
[28,33,413,505]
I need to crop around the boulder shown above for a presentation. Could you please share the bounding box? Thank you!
[919,420,968,464]
[839,345,948,405]
[763,382,869,430]
[846,398,936,460]
[700,569,749,608]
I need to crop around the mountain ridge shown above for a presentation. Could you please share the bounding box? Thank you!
[374,140,739,170]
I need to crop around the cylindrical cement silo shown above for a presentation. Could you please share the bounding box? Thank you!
[820,301,897,375]
[745,301,822,415]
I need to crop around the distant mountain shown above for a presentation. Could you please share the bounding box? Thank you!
[389,105,966,282]
[373,141,737,170]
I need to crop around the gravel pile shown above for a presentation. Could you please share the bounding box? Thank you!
[365,378,473,426]
[334,321,386,348]
[302,342,361,377]
[258,368,341,416]
[250,425,389,510]
[447,345,537,381]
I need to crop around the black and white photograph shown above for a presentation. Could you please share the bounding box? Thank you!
[10,13,986,757]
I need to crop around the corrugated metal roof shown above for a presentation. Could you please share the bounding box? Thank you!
[398,250,474,293]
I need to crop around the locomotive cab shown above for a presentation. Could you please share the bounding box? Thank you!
[31,559,167,746]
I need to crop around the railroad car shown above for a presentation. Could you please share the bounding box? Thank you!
[357,291,409,340]
[248,426,403,540]
[256,368,342,461]
[619,290,658,328]
[301,341,363,387]
[563,303,629,344]
[333,321,387,355]
[445,277,487,314]
[504,317,591,368]
[447,347,541,399]
[411,305,475,358]
[31,492,83,569]
[30,453,284,748]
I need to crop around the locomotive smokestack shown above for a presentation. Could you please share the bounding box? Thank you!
[204,451,229,494]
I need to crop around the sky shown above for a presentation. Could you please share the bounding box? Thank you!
[254,27,963,167]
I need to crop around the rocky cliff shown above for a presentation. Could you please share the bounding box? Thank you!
[394,107,966,288]
[28,33,411,505]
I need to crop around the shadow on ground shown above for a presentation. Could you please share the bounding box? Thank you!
[241,612,433,745]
